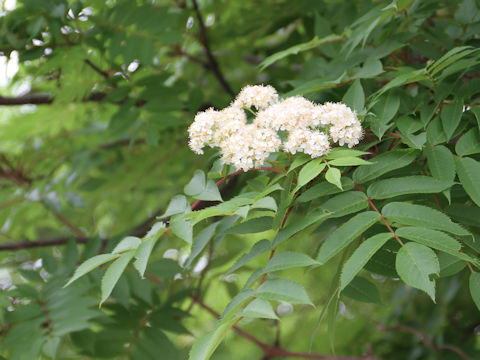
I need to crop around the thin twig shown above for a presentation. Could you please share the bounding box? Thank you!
[44,205,86,239]
[84,59,110,79]
[0,167,282,252]
[379,324,471,360]
[191,296,373,360]
[191,0,234,96]
[353,183,404,247]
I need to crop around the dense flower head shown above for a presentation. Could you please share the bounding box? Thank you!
[219,125,281,171]
[188,85,363,170]
[187,108,222,154]
[233,85,279,110]
[321,102,363,148]
[283,129,330,158]
[255,96,320,131]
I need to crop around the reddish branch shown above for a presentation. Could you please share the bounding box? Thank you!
[191,296,374,360]
[353,183,404,247]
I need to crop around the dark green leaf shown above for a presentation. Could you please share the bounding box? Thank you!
[455,156,480,207]
[382,202,470,236]
[343,276,382,304]
[353,149,418,184]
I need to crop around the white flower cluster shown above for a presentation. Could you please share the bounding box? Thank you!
[188,85,362,171]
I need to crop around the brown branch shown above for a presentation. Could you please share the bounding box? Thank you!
[353,183,404,247]
[191,0,234,96]
[0,92,107,106]
[379,325,471,360]
[84,59,111,79]
[46,207,87,239]
[190,296,374,360]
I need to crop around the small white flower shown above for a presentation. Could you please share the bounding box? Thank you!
[233,84,279,110]
[284,128,330,158]
[320,102,363,148]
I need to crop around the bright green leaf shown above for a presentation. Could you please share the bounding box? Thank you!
[227,239,271,274]
[100,250,136,305]
[396,242,440,302]
[265,252,318,273]
[64,254,120,287]
[112,236,141,254]
[340,233,393,290]
[257,279,313,305]
[317,211,380,264]
[325,167,342,190]
[241,298,278,320]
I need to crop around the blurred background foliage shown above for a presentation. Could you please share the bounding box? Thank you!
[0,0,480,359]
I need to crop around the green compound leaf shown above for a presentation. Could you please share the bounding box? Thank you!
[134,223,167,277]
[241,298,278,320]
[469,272,480,311]
[438,253,467,278]
[257,279,313,305]
[367,176,453,199]
[342,79,365,112]
[296,158,326,189]
[382,202,470,236]
[317,211,380,264]
[188,318,238,360]
[64,253,120,287]
[325,148,369,159]
[296,178,354,203]
[112,236,141,254]
[259,34,344,70]
[159,195,189,219]
[340,233,393,290]
[396,242,440,302]
[455,156,480,207]
[395,227,472,262]
[352,149,418,184]
[343,276,382,304]
[328,157,372,166]
[440,97,463,140]
[184,170,206,196]
[170,216,193,244]
[265,252,318,273]
[288,153,311,173]
[325,167,342,190]
[225,216,273,235]
[425,145,455,201]
[227,239,271,274]
[274,191,368,246]
[100,250,136,306]
[455,128,480,156]
[184,170,222,201]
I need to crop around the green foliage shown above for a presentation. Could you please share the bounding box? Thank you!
[2,0,480,359]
